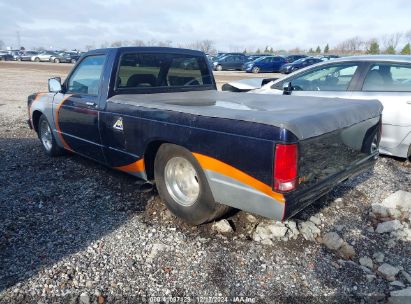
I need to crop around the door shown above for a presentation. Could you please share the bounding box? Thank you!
[350,62,411,156]
[224,56,235,70]
[52,54,107,162]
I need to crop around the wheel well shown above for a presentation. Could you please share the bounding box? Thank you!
[32,110,43,133]
[144,140,169,181]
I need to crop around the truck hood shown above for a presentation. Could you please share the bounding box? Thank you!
[109,90,383,140]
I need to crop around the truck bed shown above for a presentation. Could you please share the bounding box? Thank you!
[108,90,383,140]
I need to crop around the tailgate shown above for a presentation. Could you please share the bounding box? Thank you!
[297,116,381,190]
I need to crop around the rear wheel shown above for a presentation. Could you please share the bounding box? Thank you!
[154,144,229,225]
[54,58,60,63]
[38,115,65,156]
[71,59,76,64]
[215,65,223,71]
[34,57,40,62]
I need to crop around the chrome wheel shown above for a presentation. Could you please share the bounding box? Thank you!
[39,119,53,152]
[164,157,200,206]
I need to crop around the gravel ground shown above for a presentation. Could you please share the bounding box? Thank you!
[0,62,410,303]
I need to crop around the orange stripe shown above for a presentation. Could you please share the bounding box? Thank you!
[55,95,73,151]
[29,92,46,117]
[193,153,285,203]
[114,159,145,173]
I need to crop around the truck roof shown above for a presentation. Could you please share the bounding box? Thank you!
[87,46,206,56]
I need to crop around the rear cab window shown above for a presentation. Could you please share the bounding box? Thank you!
[115,52,213,93]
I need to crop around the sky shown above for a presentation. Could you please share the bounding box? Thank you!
[0,0,410,52]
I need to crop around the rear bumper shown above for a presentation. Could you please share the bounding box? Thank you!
[283,153,378,220]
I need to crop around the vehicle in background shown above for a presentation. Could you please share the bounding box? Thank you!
[0,51,13,61]
[285,54,308,63]
[27,47,382,225]
[318,55,340,61]
[213,54,248,71]
[51,52,81,63]
[252,55,411,159]
[280,57,323,74]
[31,51,59,62]
[7,50,23,60]
[17,51,39,61]
[243,56,287,73]
[246,54,271,62]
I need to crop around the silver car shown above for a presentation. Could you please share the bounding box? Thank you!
[31,51,58,62]
[251,55,411,159]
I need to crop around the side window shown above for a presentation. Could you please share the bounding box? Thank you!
[288,64,359,91]
[362,64,411,92]
[116,53,212,90]
[67,55,106,95]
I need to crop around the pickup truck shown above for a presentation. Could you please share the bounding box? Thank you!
[27,47,383,225]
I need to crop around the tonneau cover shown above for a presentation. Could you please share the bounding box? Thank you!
[109,90,383,140]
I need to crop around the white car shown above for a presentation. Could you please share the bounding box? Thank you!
[224,55,411,159]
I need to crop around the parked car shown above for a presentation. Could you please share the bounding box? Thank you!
[280,57,323,74]
[17,51,39,61]
[8,50,23,60]
[319,55,340,61]
[285,54,308,63]
[27,47,382,225]
[31,51,59,62]
[0,51,13,61]
[51,52,81,63]
[213,54,248,71]
[252,55,411,159]
[246,54,271,62]
[242,56,288,73]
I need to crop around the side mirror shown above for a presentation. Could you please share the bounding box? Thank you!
[48,77,62,93]
[282,82,293,95]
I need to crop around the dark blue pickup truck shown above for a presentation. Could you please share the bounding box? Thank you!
[27,47,383,225]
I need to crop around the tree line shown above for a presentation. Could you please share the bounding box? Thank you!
[2,29,411,56]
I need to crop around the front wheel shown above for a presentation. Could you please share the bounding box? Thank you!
[215,65,223,71]
[71,59,76,64]
[34,57,40,62]
[252,66,260,73]
[154,144,229,225]
[38,115,65,156]
[54,58,60,63]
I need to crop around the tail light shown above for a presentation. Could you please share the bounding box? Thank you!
[273,143,298,192]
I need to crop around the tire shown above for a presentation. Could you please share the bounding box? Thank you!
[54,58,60,63]
[71,59,76,64]
[34,57,40,62]
[154,144,230,225]
[361,125,380,154]
[252,66,260,74]
[17,57,21,61]
[37,114,65,156]
[215,65,223,71]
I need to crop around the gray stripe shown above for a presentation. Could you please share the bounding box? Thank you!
[204,170,284,220]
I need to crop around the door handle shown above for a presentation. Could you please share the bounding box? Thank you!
[86,101,97,107]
